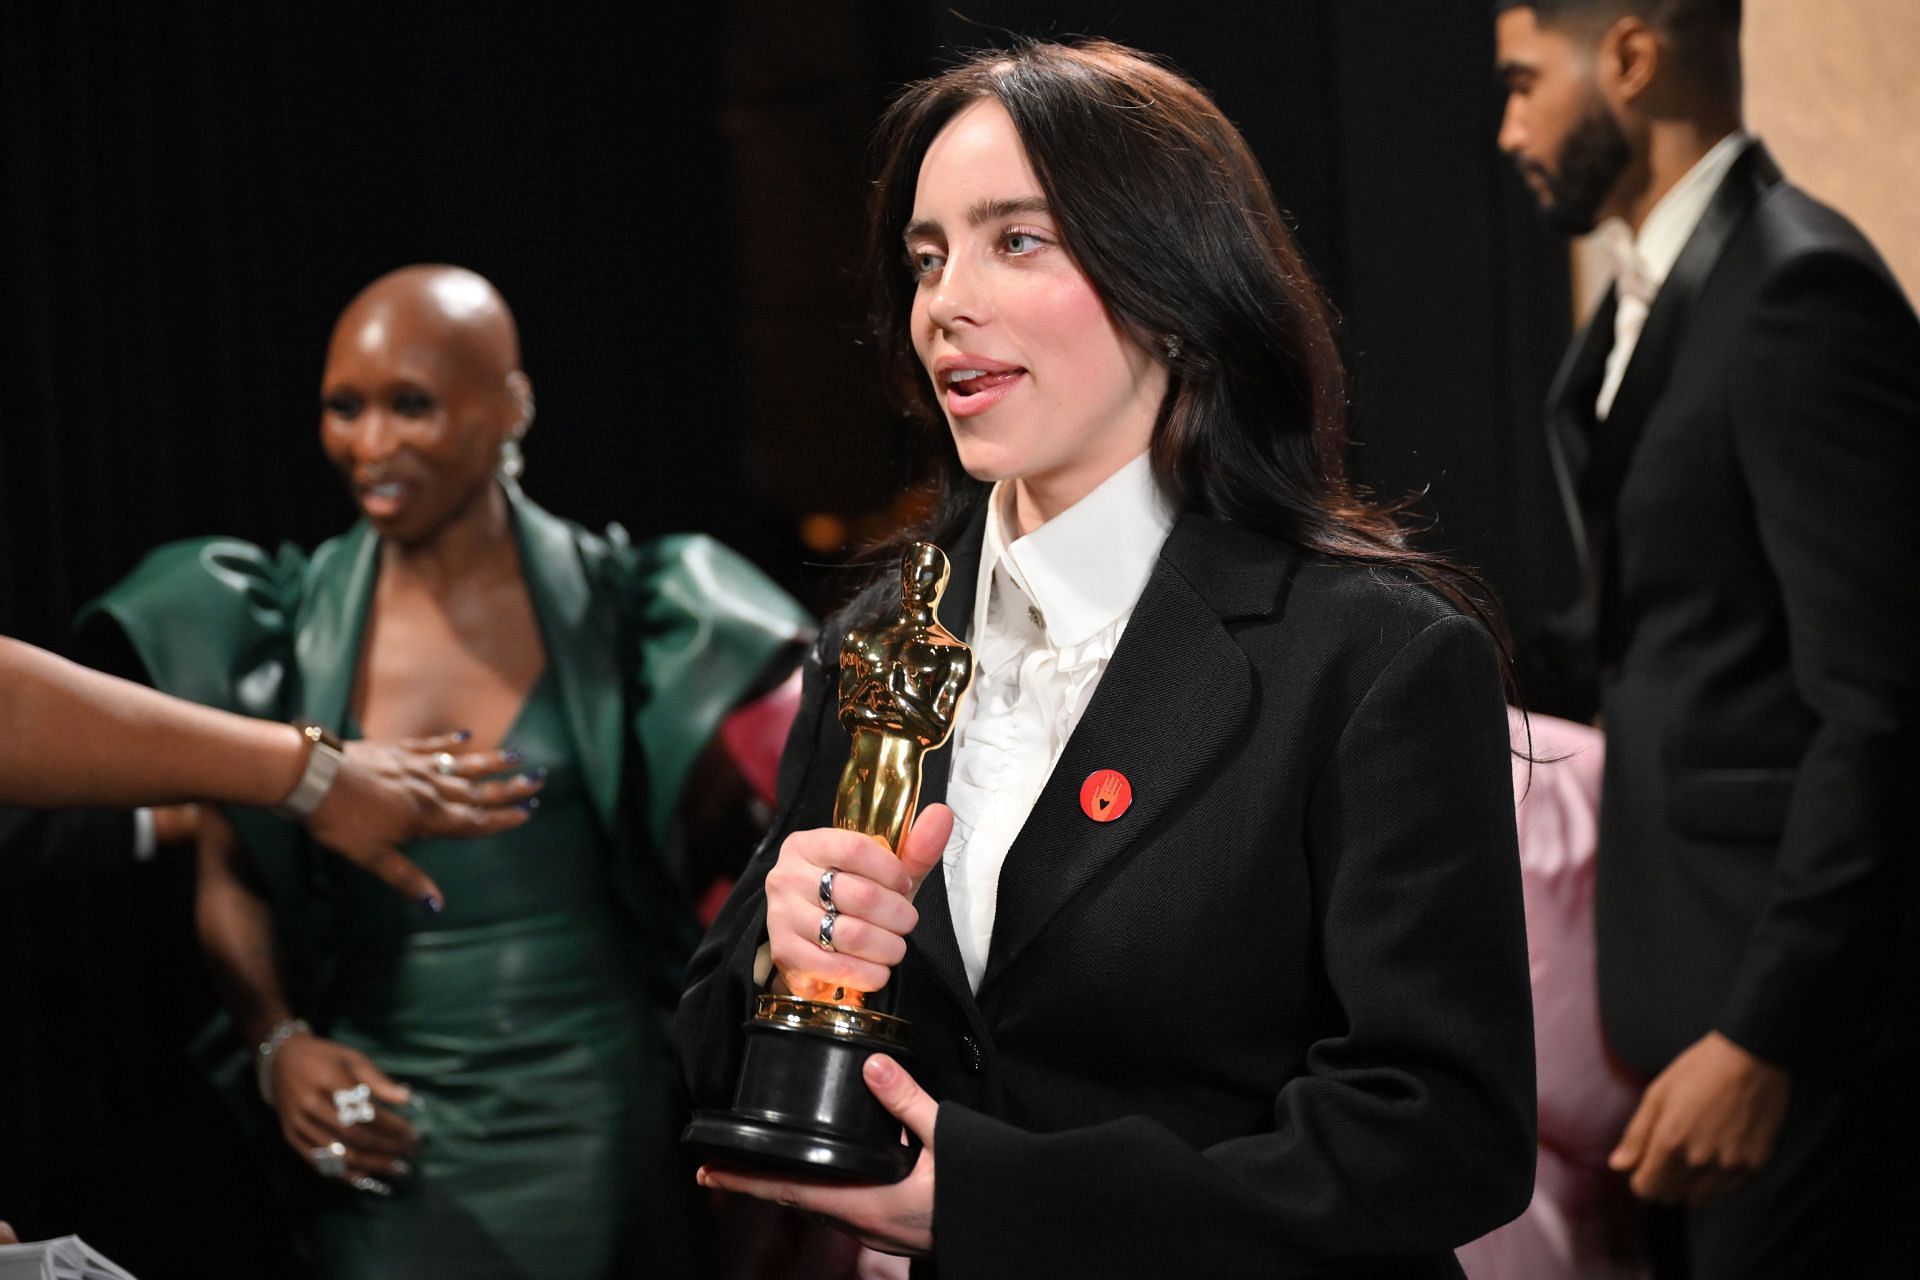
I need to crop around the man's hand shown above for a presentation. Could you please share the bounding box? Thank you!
[0,1219,18,1245]
[699,1054,938,1256]
[1609,1030,1790,1206]
[305,733,545,910]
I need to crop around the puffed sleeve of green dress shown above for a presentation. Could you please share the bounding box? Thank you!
[596,526,812,848]
[75,536,310,718]
[75,511,811,1007]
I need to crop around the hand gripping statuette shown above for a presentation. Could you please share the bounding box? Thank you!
[685,542,973,1181]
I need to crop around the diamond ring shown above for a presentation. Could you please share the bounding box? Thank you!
[333,1082,377,1128]
[310,1141,349,1180]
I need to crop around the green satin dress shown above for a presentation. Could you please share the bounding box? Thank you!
[298,669,690,1279]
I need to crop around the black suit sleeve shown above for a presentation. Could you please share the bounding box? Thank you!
[930,616,1536,1277]
[1717,251,1920,1070]
[0,807,139,893]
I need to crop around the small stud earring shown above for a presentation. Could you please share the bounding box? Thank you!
[498,436,526,482]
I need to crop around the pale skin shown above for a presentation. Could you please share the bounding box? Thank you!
[1496,7,1785,1208]
[705,100,1171,1254]
[711,808,954,1253]
[905,99,1166,537]
[197,265,553,1183]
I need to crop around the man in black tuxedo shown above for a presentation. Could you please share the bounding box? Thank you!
[1495,1,1920,1274]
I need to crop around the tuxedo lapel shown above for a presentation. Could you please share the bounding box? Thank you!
[1580,141,1781,523]
[977,517,1256,997]
[1545,289,1616,576]
[905,503,988,1011]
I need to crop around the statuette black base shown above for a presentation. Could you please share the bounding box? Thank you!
[684,998,917,1184]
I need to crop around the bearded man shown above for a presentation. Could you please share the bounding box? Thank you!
[1496,2,1920,1275]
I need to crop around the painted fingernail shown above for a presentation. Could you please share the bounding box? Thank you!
[419,894,445,915]
[516,797,541,813]
[501,747,525,764]
[452,729,473,743]
[521,767,548,783]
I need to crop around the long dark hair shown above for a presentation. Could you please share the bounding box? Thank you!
[864,39,1511,666]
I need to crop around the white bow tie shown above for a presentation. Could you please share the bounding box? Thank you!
[1606,234,1659,308]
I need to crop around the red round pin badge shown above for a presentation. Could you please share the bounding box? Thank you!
[1079,769,1133,823]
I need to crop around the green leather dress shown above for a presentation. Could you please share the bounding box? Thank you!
[79,485,809,1278]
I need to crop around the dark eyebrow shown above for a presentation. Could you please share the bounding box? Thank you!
[903,195,1052,245]
[1495,58,1534,81]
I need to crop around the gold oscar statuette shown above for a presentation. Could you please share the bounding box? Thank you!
[684,541,974,1181]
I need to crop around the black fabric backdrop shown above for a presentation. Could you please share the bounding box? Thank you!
[0,3,1571,1275]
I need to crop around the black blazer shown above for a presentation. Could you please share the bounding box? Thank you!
[677,512,1535,1278]
[1544,142,1920,1078]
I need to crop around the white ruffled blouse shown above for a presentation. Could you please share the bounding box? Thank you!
[942,452,1175,992]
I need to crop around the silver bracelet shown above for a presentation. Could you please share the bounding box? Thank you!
[273,722,344,820]
[256,1016,313,1105]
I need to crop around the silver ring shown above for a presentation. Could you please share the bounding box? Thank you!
[818,910,838,953]
[350,1174,393,1197]
[310,1141,349,1180]
[431,751,459,776]
[818,869,837,912]
[333,1082,376,1128]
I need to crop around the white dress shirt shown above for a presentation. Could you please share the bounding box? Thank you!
[941,451,1175,992]
[1593,129,1751,420]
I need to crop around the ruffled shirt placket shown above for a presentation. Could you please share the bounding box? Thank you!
[940,452,1174,993]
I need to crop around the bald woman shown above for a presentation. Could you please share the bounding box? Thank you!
[81,266,809,1278]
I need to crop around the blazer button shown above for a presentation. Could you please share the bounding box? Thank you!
[959,1033,985,1075]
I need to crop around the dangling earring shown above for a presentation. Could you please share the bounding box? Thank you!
[499,436,526,482]
[1162,333,1182,362]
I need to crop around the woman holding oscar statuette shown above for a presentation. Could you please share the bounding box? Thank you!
[678,39,1536,1279]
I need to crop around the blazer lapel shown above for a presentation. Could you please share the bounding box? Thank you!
[294,523,378,730]
[977,515,1257,997]
[511,486,626,834]
[1580,140,1781,523]
[903,503,988,1012]
[1544,288,1617,577]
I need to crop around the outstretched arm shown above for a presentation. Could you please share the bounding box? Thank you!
[2,636,322,810]
[0,637,541,903]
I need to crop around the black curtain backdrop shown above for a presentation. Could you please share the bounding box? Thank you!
[0,4,1572,1274]
[1,2,760,651]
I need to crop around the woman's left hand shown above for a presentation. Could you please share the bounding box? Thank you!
[699,1054,938,1256]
